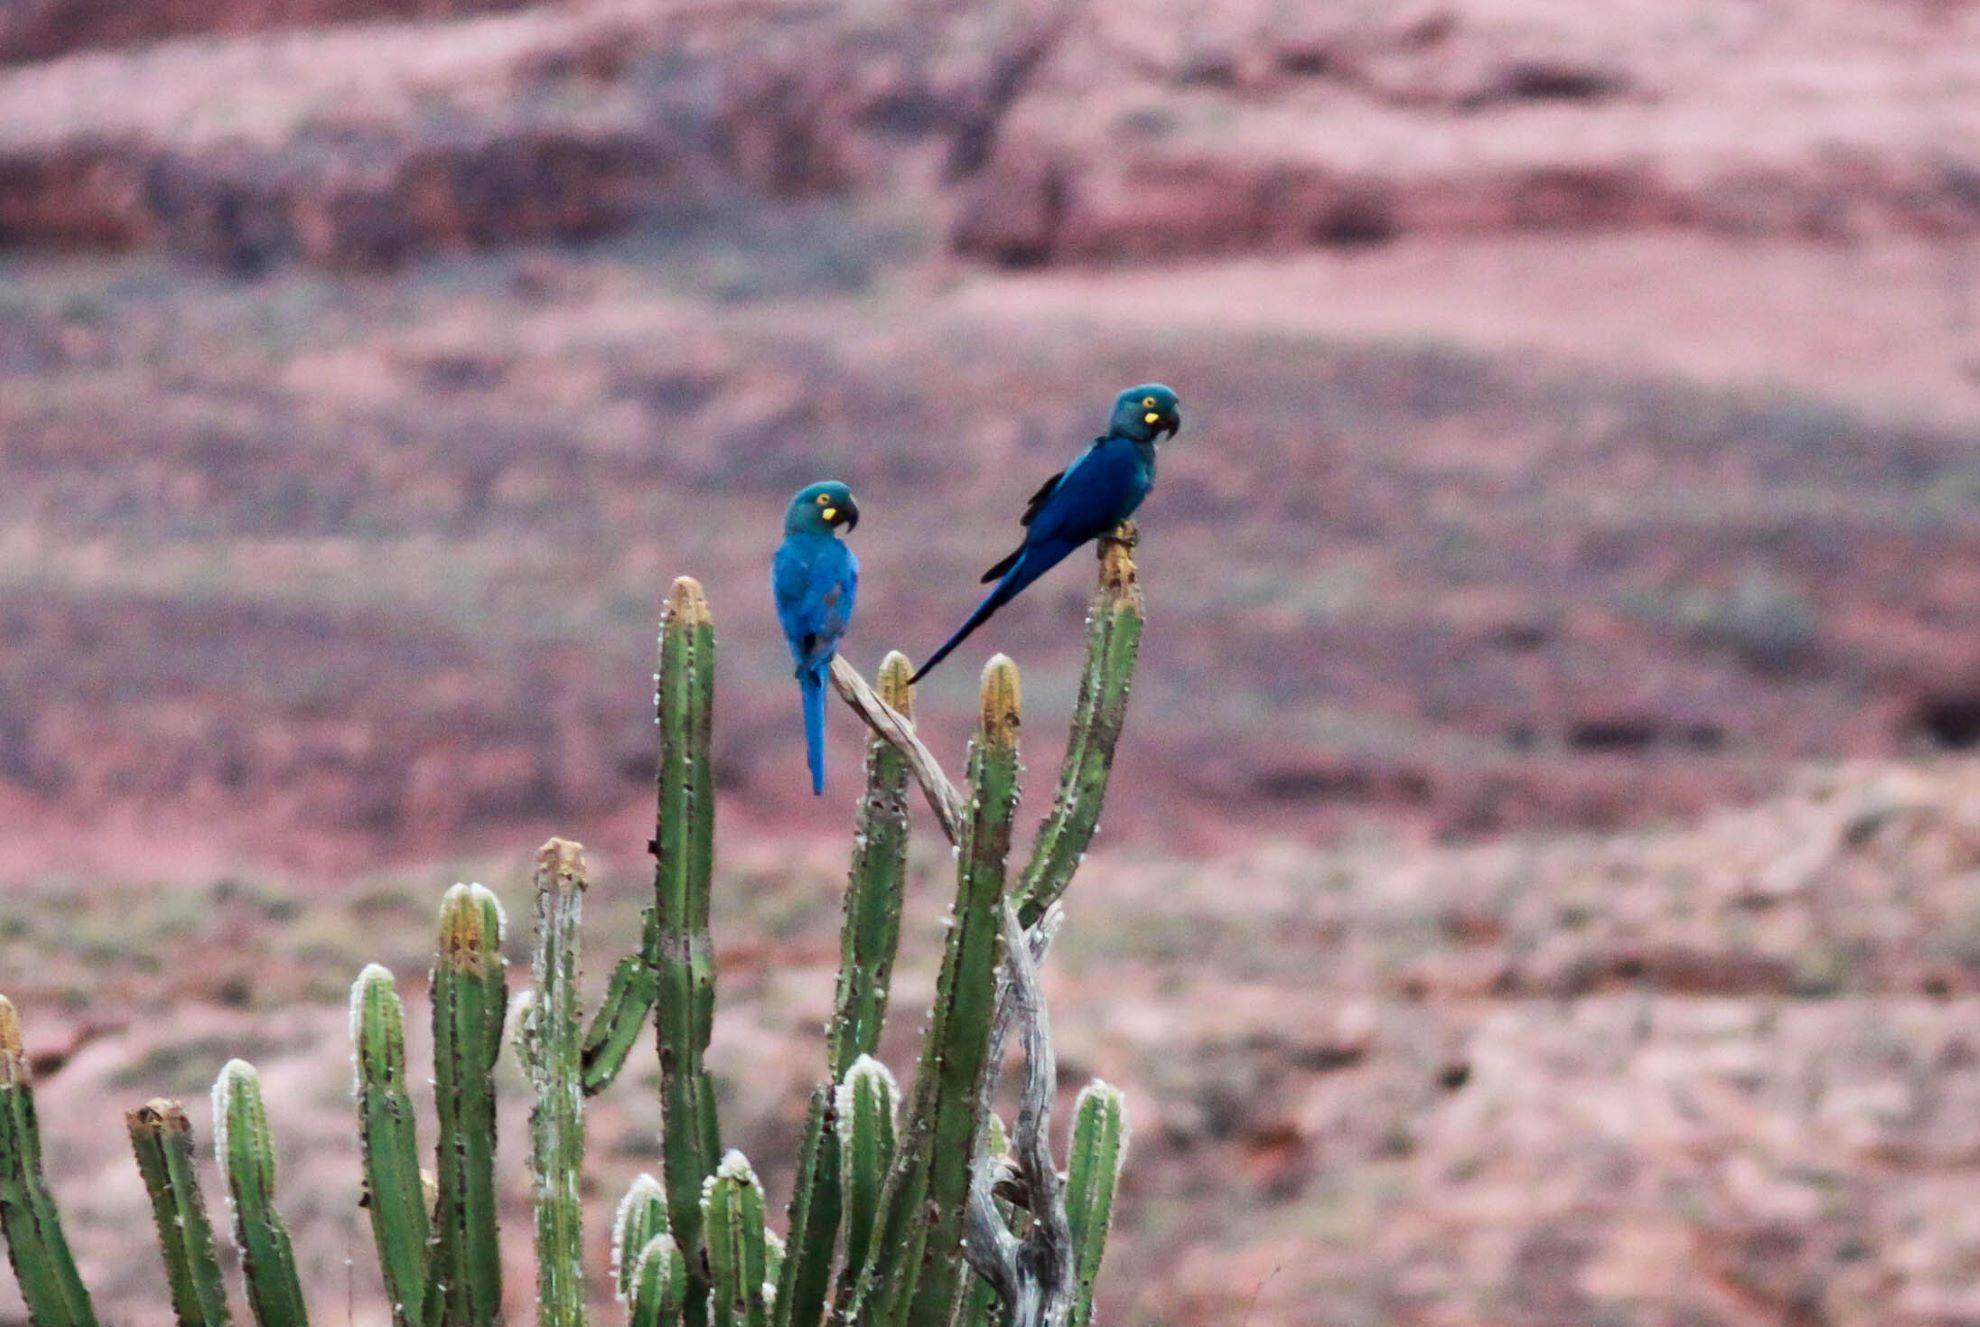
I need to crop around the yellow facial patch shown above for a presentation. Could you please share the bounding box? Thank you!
[821,507,838,522]
[1144,411,1161,424]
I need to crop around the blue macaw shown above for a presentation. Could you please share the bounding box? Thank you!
[773,480,861,794]
[912,383,1180,682]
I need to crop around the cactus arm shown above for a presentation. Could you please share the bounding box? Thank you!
[626,1235,687,1327]
[611,1175,669,1303]
[772,654,916,1327]
[128,1100,234,1327]
[350,966,428,1327]
[212,1061,309,1327]
[832,1055,898,1313]
[855,657,1022,1327]
[424,884,508,1327]
[528,840,590,1327]
[700,1153,770,1327]
[0,998,99,1327]
[767,1090,836,1327]
[580,942,656,1096]
[1017,528,1143,927]
[1063,1084,1129,1327]
[827,651,917,1077]
[651,578,723,1327]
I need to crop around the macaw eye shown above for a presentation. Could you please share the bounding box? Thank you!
[816,493,831,504]
[1142,396,1157,408]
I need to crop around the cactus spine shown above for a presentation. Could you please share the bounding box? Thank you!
[1064,1083,1128,1327]
[1019,528,1143,926]
[426,884,508,1327]
[351,965,428,1327]
[855,656,1023,1327]
[652,577,723,1326]
[128,1100,233,1327]
[0,997,99,1327]
[701,1152,771,1327]
[527,839,589,1327]
[212,1060,309,1327]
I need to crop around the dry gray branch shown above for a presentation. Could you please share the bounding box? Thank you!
[829,653,966,843]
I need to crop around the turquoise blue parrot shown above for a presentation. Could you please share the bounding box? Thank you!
[912,383,1180,682]
[773,481,861,794]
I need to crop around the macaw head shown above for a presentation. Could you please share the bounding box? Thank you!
[785,481,861,535]
[1109,383,1182,442]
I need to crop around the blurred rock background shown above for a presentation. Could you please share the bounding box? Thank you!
[0,0,1977,1323]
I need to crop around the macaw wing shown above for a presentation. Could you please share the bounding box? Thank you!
[1019,467,1066,527]
[1026,440,1133,546]
[798,546,858,669]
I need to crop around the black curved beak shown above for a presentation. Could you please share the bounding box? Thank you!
[1159,409,1181,440]
[833,497,860,532]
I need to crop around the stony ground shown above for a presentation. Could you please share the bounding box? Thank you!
[4,758,1980,1326]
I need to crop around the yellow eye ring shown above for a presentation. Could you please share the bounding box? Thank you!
[816,493,831,504]
[1142,396,1157,408]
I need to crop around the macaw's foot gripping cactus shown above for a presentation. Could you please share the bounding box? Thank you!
[0,526,1145,1327]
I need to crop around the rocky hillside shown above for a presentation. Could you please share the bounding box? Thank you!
[1,0,1977,269]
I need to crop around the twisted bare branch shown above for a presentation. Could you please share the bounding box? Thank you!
[829,654,966,844]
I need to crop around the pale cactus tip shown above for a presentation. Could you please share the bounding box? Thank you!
[0,994,21,1059]
[127,1098,190,1135]
[534,836,587,891]
[438,882,504,969]
[980,654,1022,742]
[665,575,712,626]
[877,650,915,714]
[714,1148,758,1183]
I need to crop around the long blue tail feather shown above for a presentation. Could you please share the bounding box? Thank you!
[911,544,1069,684]
[801,665,828,795]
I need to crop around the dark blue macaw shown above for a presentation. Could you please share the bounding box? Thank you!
[773,481,861,795]
[912,383,1180,682]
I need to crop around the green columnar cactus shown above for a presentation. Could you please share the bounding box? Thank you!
[626,1235,687,1327]
[833,1055,898,1300]
[128,1100,233,1327]
[1063,1084,1129,1327]
[1018,529,1143,927]
[528,840,590,1327]
[351,965,428,1327]
[855,657,1023,1327]
[426,884,508,1327]
[212,1060,309,1327]
[0,543,1145,1327]
[776,653,917,1327]
[701,1153,770,1327]
[611,1175,668,1303]
[0,997,99,1327]
[652,577,722,1326]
